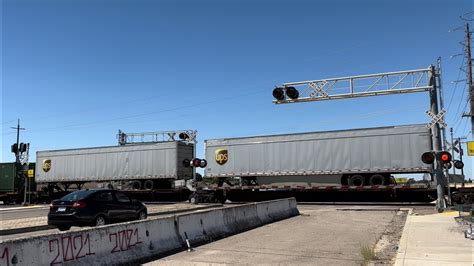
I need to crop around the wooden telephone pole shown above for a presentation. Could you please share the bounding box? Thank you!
[466,23,474,138]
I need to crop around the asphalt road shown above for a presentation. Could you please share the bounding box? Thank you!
[0,202,189,221]
[0,206,50,221]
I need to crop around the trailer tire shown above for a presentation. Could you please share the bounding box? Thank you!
[144,180,154,190]
[451,192,465,204]
[132,180,142,190]
[341,176,349,186]
[369,174,386,186]
[348,175,365,187]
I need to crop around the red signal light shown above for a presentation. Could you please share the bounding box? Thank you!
[183,159,190,167]
[285,86,299,99]
[438,151,452,163]
[441,154,449,161]
[421,152,435,164]
[273,87,285,101]
[192,158,201,167]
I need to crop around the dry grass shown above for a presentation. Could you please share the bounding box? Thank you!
[360,245,377,265]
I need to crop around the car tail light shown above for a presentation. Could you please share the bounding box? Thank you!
[49,203,53,209]
[72,201,87,208]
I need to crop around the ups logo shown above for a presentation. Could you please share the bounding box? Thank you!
[42,159,51,173]
[215,149,228,165]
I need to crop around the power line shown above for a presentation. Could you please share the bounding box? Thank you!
[446,56,465,111]
[1,90,179,127]
[1,88,269,136]
[454,97,469,134]
[451,82,468,124]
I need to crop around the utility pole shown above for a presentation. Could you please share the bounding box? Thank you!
[466,23,474,138]
[10,119,25,164]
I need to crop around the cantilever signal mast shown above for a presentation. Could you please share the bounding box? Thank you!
[271,66,447,210]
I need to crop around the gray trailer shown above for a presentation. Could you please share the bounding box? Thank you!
[204,124,433,186]
[36,141,194,190]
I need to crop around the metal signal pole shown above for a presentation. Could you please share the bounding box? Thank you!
[428,65,446,211]
[466,23,474,138]
[10,119,25,164]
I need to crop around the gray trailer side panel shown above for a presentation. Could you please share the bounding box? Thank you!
[36,142,193,183]
[205,125,432,177]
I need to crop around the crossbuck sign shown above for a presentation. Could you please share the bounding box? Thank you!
[425,110,447,129]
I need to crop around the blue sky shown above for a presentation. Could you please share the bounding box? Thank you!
[1,0,472,177]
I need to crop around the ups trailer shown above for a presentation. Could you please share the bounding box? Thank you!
[205,124,433,186]
[35,141,194,198]
[186,124,448,203]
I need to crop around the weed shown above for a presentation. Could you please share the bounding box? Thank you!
[360,245,377,265]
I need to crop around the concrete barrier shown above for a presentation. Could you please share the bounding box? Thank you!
[0,198,298,265]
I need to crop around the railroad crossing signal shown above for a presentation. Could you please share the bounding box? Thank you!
[421,150,464,169]
[183,158,207,168]
[425,110,447,129]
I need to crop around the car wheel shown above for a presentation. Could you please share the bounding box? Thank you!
[57,225,71,231]
[94,215,106,226]
[138,211,147,220]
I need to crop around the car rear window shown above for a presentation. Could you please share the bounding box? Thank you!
[60,190,96,201]
[115,191,131,203]
[93,191,114,202]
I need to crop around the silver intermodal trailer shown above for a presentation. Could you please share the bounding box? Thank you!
[36,142,194,190]
[205,124,433,186]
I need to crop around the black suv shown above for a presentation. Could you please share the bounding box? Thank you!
[48,189,147,231]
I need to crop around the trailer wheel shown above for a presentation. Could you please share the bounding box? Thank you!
[369,174,386,186]
[340,176,349,186]
[144,180,154,190]
[348,175,364,187]
[451,192,465,204]
[132,180,142,190]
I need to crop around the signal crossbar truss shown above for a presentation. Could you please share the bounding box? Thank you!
[117,129,197,145]
[273,68,433,104]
